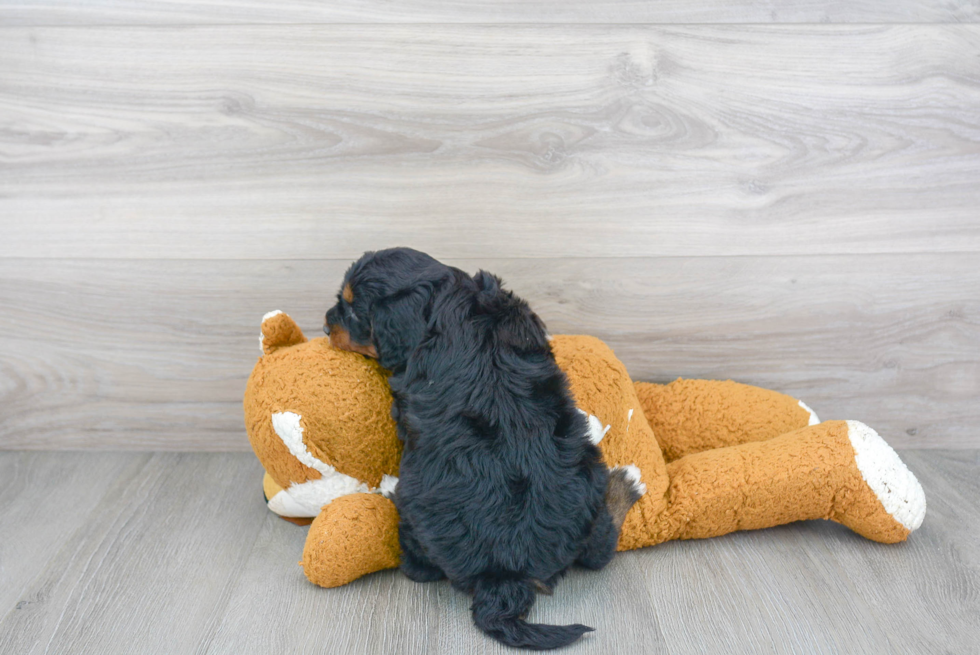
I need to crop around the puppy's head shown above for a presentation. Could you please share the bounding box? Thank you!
[325,248,451,370]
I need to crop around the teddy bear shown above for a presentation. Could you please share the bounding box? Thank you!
[245,311,926,589]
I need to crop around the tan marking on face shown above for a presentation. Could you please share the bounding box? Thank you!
[329,324,379,358]
[342,283,354,303]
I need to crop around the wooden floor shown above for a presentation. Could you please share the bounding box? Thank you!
[0,450,977,654]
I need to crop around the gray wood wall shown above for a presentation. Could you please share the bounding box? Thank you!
[1,2,978,451]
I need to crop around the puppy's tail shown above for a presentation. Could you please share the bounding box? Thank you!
[471,576,593,650]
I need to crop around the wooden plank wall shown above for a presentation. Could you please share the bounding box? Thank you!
[1,4,978,450]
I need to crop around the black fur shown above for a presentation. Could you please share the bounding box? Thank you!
[325,248,633,650]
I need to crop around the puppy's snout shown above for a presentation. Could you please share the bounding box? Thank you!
[328,322,379,358]
[324,308,338,334]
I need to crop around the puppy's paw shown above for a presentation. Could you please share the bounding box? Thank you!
[606,465,646,526]
[379,474,399,499]
[400,561,447,583]
[577,408,610,445]
[612,464,647,498]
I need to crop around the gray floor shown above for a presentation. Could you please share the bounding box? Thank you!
[1,451,977,654]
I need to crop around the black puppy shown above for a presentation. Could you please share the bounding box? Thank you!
[325,248,643,650]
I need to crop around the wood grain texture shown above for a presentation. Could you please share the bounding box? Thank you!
[1,255,976,450]
[0,453,268,654]
[801,449,980,654]
[0,452,142,618]
[2,0,979,26]
[1,451,977,653]
[2,25,979,259]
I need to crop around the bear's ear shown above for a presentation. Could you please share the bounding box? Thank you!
[260,311,307,355]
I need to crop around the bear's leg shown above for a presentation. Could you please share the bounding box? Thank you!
[646,420,925,545]
[634,379,818,462]
[398,519,447,583]
[302,493,401,588]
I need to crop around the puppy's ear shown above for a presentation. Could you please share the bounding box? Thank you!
[473,270,502,298]
[473,270,549,351]
[371,287,432,370]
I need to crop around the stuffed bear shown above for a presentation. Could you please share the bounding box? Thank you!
[245,311,926,589]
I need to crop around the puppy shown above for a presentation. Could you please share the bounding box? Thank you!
[325,248,642,650]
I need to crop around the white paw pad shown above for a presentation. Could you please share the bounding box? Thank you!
[846,420,926,531]
[798,399,820,426]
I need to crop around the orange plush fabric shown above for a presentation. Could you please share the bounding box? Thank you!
[634,379,812,462]
[302,494,401,588]
[245,313,401,491]
[549,335,670,550]
[244,311,925,589]
[652,420,911,545]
